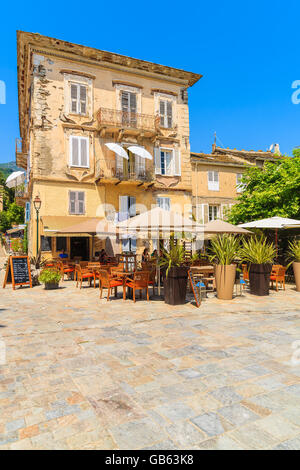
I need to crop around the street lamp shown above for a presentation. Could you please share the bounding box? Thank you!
[33,195,41,255]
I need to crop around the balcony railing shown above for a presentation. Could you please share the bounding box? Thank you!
[15,138,28,169]
[97,108,157,132]
[95,159,154,183]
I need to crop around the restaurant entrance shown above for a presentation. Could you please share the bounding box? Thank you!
[70,237,89,260]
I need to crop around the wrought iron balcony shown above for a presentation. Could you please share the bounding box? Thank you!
[97,108,157,132]
[95,159,154,183]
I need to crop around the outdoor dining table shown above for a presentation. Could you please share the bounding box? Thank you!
[114,271,135,300]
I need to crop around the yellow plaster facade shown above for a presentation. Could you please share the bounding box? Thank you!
[16,31,201,258]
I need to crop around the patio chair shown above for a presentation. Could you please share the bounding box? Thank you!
[270,266,286,291]
[141,264,156,296]
[58,260,74,281]
[110,263,125,275]
[98,269,123,301]
[75,264,95,289]
[241,264,249,282]
[125,271,150,302]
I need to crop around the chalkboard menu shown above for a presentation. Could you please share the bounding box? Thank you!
[3,256,32,289]
[188,270,201,308]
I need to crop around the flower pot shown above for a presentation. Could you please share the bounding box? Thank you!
[214,264,236,300]
[293,262,300,292]
[249,263,272,296]
[44,281,59,290]
[164,266,188,305]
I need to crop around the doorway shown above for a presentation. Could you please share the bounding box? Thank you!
[70,237,89,260]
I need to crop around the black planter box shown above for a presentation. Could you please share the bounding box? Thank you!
[164,266,188,305]
[249,263,272,296]
[44,282,60,290]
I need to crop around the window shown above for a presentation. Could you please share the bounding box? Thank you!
[121,91,137,126]
[119,196,136,221]
[69,191,85,215]
[159,100,172,128]
[56,237,67,251]
[209,205,219,221]
[156,197,170,211]
[69,136,89,168]
[236,173,244,193]
[160,150,174,176]
[25,202,30,223]
[208,171,219,191]
[70,83,87,115]
[41,236,52,252]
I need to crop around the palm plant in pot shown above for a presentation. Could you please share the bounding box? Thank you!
[239,236,276,296]
[208,234,240,300]
[287,239,300,292]
[39,268,62,290]
[160,242,188,305]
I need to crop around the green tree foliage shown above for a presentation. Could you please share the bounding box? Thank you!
[228,151,300,225]
[0,170,24,232]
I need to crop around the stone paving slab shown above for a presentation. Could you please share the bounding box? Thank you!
[0,277,299,450]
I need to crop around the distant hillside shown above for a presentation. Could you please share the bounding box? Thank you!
[0,162,22,180]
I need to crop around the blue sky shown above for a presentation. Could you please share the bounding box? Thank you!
[0,0,299,164]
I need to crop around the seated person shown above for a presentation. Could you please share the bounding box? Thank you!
[142,248,150,263]
[99,249,107,263]
[59,249,68,259]
[151,249,158,258]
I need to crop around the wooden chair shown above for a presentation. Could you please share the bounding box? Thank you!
[125,271,150,302]
[98,269,123,301]
[75,264,95,289]
[242,264,249,282]
[57,260,74,281]
[270,266,286,291]
[110,263,125,275]
[141,264,156,296]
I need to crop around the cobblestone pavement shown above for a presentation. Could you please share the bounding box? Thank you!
[0,278,299,450]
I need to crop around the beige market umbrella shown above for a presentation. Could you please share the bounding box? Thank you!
[117,207,204,295]
[204,219,252,235]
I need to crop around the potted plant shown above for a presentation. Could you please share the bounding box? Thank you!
[287,239,300,292]
[160,242,188,305]
[39,268,62,290]
[208,234,239,300]
[239,236,276,296]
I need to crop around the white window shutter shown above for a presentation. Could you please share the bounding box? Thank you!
[129,196,136,217]
[71,137,79,166]
[167,101,172,128]
[69,191,76,214]
[119,195,129,221]
[80,86,87,114]
[71,84,78,113]
[77,192,85,214]
[154,147,161,174]
[80,138,88,167]
[174,148,181,176]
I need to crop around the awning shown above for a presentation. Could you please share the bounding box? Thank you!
[105,143,128,160]
[6,171,26,188]
[6,224,26,235]
[41,216,98,236]
[127,145,152,160]
[239,216,300,229]
[204,219,252,234]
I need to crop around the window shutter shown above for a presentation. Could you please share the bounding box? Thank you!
[129,196,136,217]
[130,238,137,253]
[77,192,85,214]
[80,86,87,114]
[154,147,161,174]
[160,101,165,126]
[71,137,79,166]
[25,202,31,222]
[121,92,129,112]
[119,195,129,221]
[167,101,172,128]
[135,155,145,177]
[174,148,181,176]
[69,191,76,214]
[80,138,88,167]
[129,92,137,113]
[71,84,78,113]
[208,171,213,182]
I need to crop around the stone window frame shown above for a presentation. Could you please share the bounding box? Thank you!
[63,73,93,118]
[154,92,177,128]
[114,83,142,113]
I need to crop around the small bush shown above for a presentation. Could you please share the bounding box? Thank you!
[39,268,61,284]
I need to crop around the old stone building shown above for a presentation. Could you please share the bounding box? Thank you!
[16,31,202,257]
[191,144,282,223]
